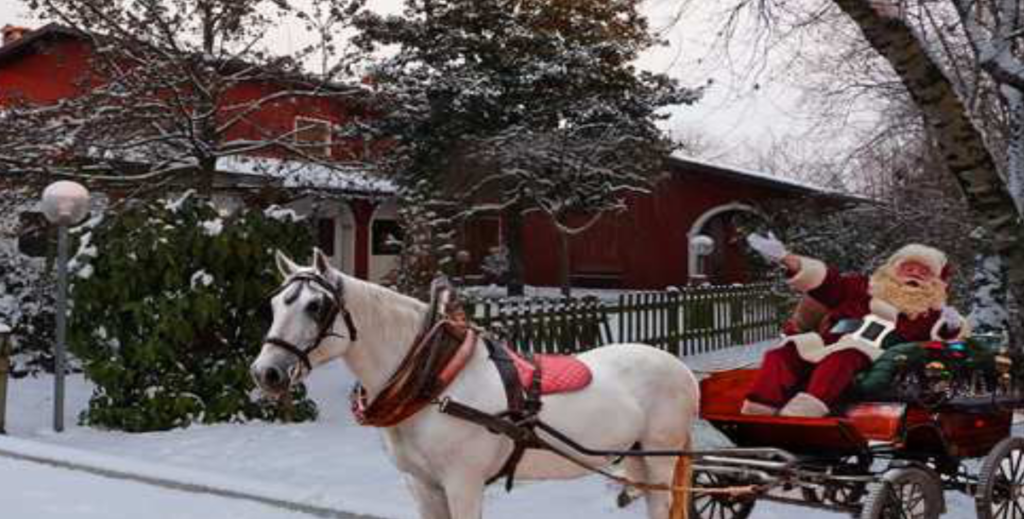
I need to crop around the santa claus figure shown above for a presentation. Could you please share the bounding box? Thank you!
[741,234,969,417]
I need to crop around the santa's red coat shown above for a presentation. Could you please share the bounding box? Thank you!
[746,255,965,409]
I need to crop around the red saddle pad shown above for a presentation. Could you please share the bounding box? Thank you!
[507,347,593,395]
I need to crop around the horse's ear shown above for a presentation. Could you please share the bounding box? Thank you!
[275,250,300,277]
[312,247,332,275]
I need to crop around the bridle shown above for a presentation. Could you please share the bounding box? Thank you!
[262,271,358,372]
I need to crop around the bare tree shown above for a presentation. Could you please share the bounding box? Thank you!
[701,0,1024,331]
[4,0,370,194]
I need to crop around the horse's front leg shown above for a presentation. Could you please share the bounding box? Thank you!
[406,475,451,519]
[442,475,485,519]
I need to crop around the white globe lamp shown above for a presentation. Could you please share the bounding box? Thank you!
[41,180,91,226]
[40,180,90,432]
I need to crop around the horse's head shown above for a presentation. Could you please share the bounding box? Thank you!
[250,248,357,397]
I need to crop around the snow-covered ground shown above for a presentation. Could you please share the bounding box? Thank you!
[3,455,318,519]
[2,340,981,518]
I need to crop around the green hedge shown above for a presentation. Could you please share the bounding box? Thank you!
[69,194,317,431]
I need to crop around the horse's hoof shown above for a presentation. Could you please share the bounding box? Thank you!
[616,487,637,508]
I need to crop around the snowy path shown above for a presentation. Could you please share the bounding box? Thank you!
[3,455,335,519]
[0,340,983,518]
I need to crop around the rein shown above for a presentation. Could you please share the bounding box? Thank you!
[350,289,476,427]
[263,272,358,372]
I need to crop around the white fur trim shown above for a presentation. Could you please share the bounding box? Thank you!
[931,314,970,341]
[741,400,777,416]
[795,334,885,363]
[789,333,826,361]
[885,244,947,276]
[779,392,829,417]
[869,299,899,321]
[788,256,828,292]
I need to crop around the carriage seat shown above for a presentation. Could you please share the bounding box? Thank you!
[505,346,593,395]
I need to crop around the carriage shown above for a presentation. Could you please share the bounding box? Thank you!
[690,350,1024,519]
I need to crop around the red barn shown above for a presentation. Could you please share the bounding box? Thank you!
[456,156,842,290]
[0,23,843,289]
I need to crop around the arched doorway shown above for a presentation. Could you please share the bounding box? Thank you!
[687,203,768,284]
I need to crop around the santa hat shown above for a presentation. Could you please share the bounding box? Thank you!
[881,244,952,281]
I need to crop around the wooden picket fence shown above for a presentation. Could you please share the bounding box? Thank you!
[466,282,791,357]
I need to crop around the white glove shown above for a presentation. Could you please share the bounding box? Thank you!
[746,232,788,263]
[940,305,963,329]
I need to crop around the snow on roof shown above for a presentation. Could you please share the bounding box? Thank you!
[668,152,839,195]
[219,153,850,201]
[217,156,396,196]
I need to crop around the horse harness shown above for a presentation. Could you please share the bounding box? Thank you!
[264,274,705,498]
[262,272,358,372]
[445,336,545,490]
[346,279,546,489]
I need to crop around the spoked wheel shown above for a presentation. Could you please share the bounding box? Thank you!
[690,470,757,519]
[801,455,869,508]
[801,479,867,508]
[977,436,1024,519]
[860,467,942,519]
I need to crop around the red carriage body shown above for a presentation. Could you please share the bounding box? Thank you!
[691,368,1020,519]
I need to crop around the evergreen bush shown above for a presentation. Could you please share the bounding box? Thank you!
[69,194,317,431]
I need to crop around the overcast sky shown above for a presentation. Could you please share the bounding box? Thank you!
[0,0,828,174]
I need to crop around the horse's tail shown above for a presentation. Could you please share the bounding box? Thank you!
[668,434,693,519]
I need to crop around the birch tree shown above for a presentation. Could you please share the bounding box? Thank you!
[829,0,1024,331]
[714,0,1024,331]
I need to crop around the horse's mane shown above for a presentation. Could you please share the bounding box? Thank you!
[336,270,428,349]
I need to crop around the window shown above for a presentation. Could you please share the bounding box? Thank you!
[372,220,403,256]
[294,117,332,158]
[17,211,50,258]
[316,218,335,257]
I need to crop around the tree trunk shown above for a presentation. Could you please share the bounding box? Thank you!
[505,204,526,297]
[558,230,572,298]
[970,249,1010,335]
[832,0,1024,328]
[198,155,217,197]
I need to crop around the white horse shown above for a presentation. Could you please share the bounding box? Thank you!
[251,249,700,519]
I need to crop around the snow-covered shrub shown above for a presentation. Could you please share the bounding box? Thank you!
[0,190,56,374]
[69,194,317,431]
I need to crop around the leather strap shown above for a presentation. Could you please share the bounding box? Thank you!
[482,338,544,491]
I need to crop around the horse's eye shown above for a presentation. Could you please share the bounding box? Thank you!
[305,299,322,317]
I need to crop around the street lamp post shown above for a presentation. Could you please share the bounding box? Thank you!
[0,323,10,434]
[689,234,715,285]
[41,181,90,432]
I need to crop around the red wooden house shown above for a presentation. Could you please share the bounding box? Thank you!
[0,23,844,289]
[0,23,400,281]
[458,155,843,289]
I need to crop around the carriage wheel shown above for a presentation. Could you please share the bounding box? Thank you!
[860,467,942,519]
[801,455,869,507]
[690,470,756,519]
[976,436,1024,519]
[801,479,867,508]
